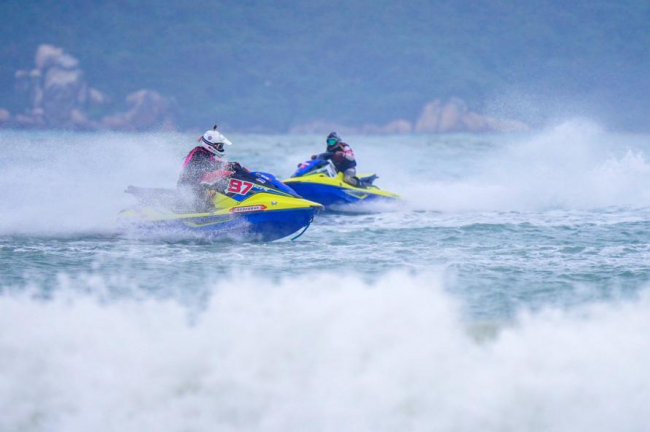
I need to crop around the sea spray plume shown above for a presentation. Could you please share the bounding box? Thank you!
[0,131,183,235]
[3,127,650,234]
[401,119,650,212]
[1,271,650,432]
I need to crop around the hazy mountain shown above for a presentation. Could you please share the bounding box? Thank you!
[1,0,649,131]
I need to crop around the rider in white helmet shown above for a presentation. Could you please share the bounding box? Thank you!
[178,125,245,210]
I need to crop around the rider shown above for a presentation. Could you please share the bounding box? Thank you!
[178,125,245,210]
[312,132,370,187]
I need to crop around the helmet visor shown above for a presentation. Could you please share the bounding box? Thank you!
[327,138,339,146]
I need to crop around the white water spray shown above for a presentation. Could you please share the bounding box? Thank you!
[1,271,649,432]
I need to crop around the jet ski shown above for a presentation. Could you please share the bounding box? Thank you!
[119,169,323,242]
[282,158,400,211]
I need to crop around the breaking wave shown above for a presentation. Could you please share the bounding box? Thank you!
[1,271,649,432]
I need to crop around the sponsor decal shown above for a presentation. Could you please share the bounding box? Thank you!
[230,205,267,213]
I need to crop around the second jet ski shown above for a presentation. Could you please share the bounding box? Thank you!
[282,157,400,211]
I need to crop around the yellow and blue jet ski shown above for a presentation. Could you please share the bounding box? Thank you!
[119,170,322,241]
[283,158,400,211]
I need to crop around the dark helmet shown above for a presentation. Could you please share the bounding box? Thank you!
[326,132,342,148]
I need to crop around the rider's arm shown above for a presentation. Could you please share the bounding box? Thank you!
[227,161,250,172]
[197,158,238,185]
[199,169,234,185]
[317,152,334,160]
[341,145,355,161]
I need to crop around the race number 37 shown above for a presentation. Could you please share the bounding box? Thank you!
[227,179,254,195]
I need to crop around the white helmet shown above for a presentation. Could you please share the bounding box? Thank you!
[200,125,232,156]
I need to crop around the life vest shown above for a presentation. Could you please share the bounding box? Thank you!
[330,142,357,172]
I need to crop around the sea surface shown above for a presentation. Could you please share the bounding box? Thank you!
[2,121,650,431]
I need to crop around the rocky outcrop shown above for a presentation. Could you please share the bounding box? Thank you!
[290,98,527,135]
[8,44,174,131]
[102,90,174,131]
[13,44,105,129]
[415,97,528,133]
[34,45,76,70]
[0,108,11,127]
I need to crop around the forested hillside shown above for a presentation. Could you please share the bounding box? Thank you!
[1,0,649,131]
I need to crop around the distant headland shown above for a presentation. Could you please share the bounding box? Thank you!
[0,45,174,132]
[0,45,527,134]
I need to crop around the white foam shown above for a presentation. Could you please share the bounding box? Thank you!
[0,131,187,234]
[2,124,650,235]
[397,120,650,212]
[1,272,649,431]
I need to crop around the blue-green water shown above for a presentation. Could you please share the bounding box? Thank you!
[2,122,650,431]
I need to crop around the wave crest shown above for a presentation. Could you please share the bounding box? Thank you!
[2,271,649,431]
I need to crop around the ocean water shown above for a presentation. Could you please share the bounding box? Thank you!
[2,121,650,431]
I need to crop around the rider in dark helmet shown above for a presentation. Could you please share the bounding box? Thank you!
[311,132,369,187]
[178,125,245,210]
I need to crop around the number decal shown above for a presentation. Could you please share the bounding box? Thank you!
[227,179,254,195]
[227,179,241,193]
[241,181,254,194]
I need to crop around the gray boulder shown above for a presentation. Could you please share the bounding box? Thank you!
[88,88,110,108]
[42,67,87,127]
[102,89,174,131]
[34,45,64,70]
[0,108,11,127]
[12,45,109,129]
[415,98,529,133]
[15,69,43,108]
[12,44,172,131]
[34,44,79,71]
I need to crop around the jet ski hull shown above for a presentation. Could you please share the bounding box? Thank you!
[284,170,400,211]
[120,206,319,242]
[286,181,397,208]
